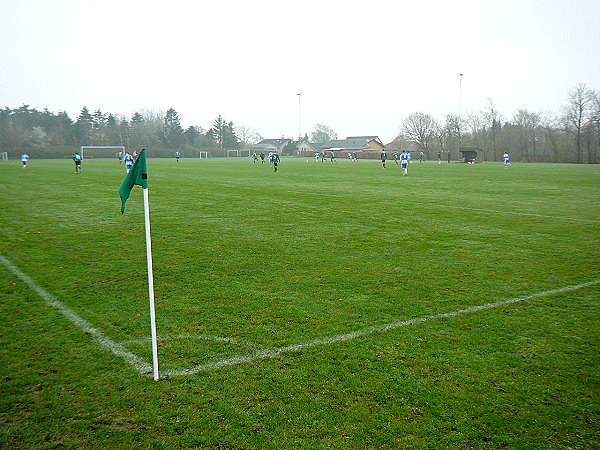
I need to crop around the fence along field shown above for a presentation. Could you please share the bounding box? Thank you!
[0,157,598,447]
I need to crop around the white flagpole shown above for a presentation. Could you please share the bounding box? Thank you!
[143,187,159,381]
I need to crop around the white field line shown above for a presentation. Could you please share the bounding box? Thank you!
[418,203,600,223]
[3,253,598,379]
[0,255,152,376]
[164,279,600,377]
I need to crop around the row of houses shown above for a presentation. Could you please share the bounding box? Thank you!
[252,136,386,159]
[252,136,488,161]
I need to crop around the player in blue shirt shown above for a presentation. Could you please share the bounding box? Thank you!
[400,151,409,176]
[21,153,29,169]
[124,152,134,173]
[503,152,510,168]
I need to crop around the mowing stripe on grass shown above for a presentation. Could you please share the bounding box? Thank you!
[423,203,600,223]
[164,279,600,377]
[0,254,152,376]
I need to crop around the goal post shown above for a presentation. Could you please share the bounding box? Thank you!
[0,152,7,160]
[199,151,209,159]
[226,150,239,157]
[239,149,251,157]
[80,145,125,159]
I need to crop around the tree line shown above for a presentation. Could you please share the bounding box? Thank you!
[0,106,262,158]
[394,83,599,163]
[1,83,597,162]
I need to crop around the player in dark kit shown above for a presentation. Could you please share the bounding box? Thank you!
[73,152,82,173]
[381,151,387,168]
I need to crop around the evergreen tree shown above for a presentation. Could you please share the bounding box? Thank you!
[130,112,144,126]
[105,114,121,144]
[210,115,227,149]
[209,115,241,149]
[91,109,107,143]
[129,112,146,150]
[118,119,130,148]
[74,106,93,144]
[184,125,205,147]
[223,121,241,149]
[162,107,184,148]
[49,111,73,145]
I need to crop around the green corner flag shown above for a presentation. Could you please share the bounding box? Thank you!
[119,149,148,213]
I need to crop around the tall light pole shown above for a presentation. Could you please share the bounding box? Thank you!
[297,92,302,142]
[458,73,463,159]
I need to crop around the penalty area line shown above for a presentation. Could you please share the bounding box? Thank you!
[164,279,600,377]
[0,255,152,376]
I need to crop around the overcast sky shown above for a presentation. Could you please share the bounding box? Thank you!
[1,0,598,143]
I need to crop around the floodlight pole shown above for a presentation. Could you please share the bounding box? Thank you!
[297,92,302,141]
[458,73,463,158]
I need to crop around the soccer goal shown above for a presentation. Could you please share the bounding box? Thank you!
[239,149,251,157]
[199,151,209,159]
[0,152,7,160]
[227,150,239,157]
[80,145,125,159]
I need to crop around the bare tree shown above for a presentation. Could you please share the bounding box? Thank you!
[400,112,437,157]
[562,83,596,163]
[129,109,163,149]
[236,125,262,146]
[583,90,600,163]
[443,114,461,157]
[513,109,541,161]
[464,112,486,150]
[540,113,566,163]
[432,122,446,154]
[482,98,502,161]
[310,123,338,143]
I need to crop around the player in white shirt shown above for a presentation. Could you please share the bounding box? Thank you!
[503,152,510,168]
[400,151,409,176]
[21,153,29,169]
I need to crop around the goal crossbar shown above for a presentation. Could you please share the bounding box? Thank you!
[80,145,125,159]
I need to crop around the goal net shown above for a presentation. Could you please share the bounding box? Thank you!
[199,151,209,159]
[226,150,239,157]
[80,145,125,159]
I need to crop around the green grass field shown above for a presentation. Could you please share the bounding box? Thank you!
[1,157,599,448]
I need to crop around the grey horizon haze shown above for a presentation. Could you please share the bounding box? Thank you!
[0,0,598,143]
